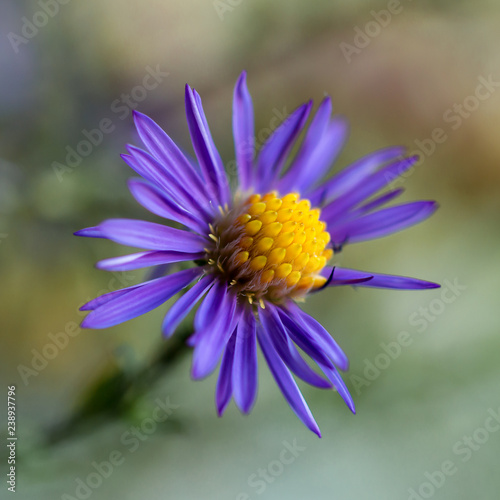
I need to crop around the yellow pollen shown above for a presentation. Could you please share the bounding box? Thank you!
[234,251,249,265]
[245,220,263,236]
[275,232,295,248]
[240,236,254,249]
[261,269,275,283]
[237,213,252,225]
[258,210,278,224]
[255,237,274,253]
[268,247,286,265]
[275,262,293,279]
[262,221,283,238]
[286,271,302,287]
[250,255,267,271]
[276,209,293,223]
[210,191,333,302]
[248,202,267,216]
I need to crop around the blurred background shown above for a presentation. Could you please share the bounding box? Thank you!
[1,0,499,498]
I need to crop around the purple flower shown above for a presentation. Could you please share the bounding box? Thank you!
[76,71,439,436]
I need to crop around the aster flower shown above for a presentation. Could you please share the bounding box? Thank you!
[75,71,439,437]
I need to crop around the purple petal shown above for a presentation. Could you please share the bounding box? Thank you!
[215,332,236,416]
[297,118,348,194]
[255,101,312,191]
[284,302,349,371]
[191,288,239,379]
[273,305,335,370]
[132,110,207,197]
[232,71,255,191]
[96,250,203,271]
[329,201,438,244]
[322,156,418,223]
[162,275,214,338]
[318,362,356,413]
[193,279,225,332]
[280,102,348,194]
[259,307,332,388]
[309,146,406,206]
[326,267,440,290]
[74,226,105,238]
[355,188,405,215]
[185,85,230,206]
[257,321,321,437]
[128,178,207,233]
[278,97,333,192]
[319,266,374,287]
[98,218,207,252]
[122,146,212,220]
[232,308,258,414]
[80,283,146,311]
[81,267,202,329]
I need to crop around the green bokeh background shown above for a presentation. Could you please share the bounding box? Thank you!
[1,0,499,499]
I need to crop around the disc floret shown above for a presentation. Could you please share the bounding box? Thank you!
[206,191,333,304]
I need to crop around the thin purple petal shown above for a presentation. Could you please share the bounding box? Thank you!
[318,362,356,413]
[319,266,374,287]
[97,218,207,252]
[132,110,207,197]
[255,101,312,191]
[309,146,406,206]
[259,307,332,388]
[322,156,418,223]
[355,188,405,215]
[329,201,438,244]
[96,250,203,271]
[232,71,255,191]
[193,279,225,332]
[81,267,202,329]
[215,332,236,416]
[185,85,230,206]
[162,275,214,337]
[273,305,335,370]
[191,288,239,379]
[80,283,146,311]
[257,321,321,437]
[123,146,212,220]
[232,308,258,413]
[127,178,207,233]
[284,302,350,371]
[74,226,105,238]
[325,267,440,290]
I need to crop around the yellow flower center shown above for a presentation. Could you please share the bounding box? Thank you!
[206,192,333,305]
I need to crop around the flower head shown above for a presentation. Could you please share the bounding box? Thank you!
[76,71,439,436]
